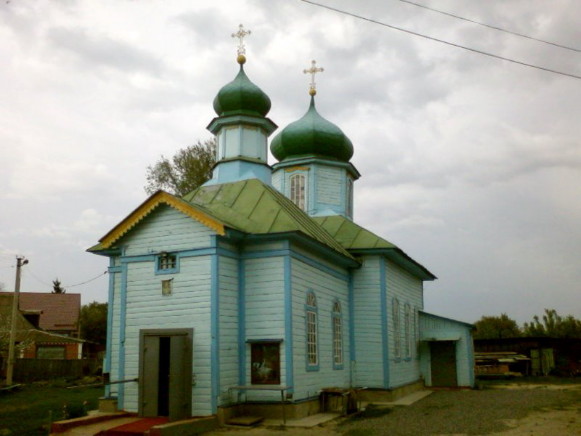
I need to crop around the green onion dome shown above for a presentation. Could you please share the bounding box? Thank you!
[213,65,271,117]
[270,97,353,162]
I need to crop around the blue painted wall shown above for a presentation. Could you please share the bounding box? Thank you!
[418,312,475,387]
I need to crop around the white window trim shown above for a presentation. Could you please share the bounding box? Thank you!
[306,291,318,369]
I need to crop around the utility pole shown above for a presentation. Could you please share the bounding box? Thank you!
[5,256,28,386]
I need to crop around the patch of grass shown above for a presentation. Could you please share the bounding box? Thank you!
[0,381,102,435]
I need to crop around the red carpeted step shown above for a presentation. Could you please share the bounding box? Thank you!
[99,417,169,436]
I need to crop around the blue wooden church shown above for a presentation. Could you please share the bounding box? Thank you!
[89,31,474,422]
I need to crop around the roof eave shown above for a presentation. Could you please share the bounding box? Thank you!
[243,231,360,268]
[349,247,436,281]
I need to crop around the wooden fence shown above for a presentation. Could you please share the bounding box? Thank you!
[13,358,101,382]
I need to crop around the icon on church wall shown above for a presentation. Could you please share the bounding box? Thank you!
[250,342,281,385]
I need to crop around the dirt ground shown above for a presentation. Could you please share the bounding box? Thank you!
[206,382,581,435]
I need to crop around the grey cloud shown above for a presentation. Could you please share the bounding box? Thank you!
[46,26,165,76]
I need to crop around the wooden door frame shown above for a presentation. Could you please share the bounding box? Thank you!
[138,328,193,419]
[429,340,458,387]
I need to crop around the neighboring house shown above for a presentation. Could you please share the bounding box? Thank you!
[89,53,474,422]
[0,291,81,338]
[0,294,85,370]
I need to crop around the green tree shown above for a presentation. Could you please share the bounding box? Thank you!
[52,278,65,294]
[145,138,216,197]
[523,309,581,338]
[79,302,108,345]
[473,313,521,339]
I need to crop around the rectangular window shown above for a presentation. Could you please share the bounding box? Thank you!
[156,253,178,274]
[250,342,281,385]
[158,254,176,270]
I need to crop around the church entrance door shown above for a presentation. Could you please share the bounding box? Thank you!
[139,329,193,421]
[430,340,458,387]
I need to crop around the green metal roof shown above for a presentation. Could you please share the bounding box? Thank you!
[312,215,397,250]
[183,179,354,260]
[270,96,354,163]
[213,65,271,118]
[313,215,436,280]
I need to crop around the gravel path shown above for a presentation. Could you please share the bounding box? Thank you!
[339,385,581,435]
[207,383,581,436]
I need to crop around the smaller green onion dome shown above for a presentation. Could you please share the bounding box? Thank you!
[213,65,271,117]
[270,97,353,162]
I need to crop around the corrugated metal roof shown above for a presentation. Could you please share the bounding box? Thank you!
[183,179,354,260]
[313,215,435,280]
[312,215,397,250]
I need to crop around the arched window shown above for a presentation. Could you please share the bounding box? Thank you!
[332,301,343,368]
[404,303,411,358]
[290,174,306,211]
[393,298,401,359]
[306,291,318,369]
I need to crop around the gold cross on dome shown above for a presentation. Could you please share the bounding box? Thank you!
[232,24,251,63]
[303,60,324,96]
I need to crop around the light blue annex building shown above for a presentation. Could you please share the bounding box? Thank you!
[90,47,475,422]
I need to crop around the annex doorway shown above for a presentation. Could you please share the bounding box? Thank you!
[430,340,458,387]
[138,329,193,421]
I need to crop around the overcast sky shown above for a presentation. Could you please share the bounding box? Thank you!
[1,0,579,324]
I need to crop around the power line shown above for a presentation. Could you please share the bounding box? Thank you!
[65,271,108,289]
[23,267,108,289]
[299,0,581,80]
[24,268,52,287]
[397,0,581,53]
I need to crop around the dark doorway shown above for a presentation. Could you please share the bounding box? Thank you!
[430,341,458,387]
[139,329,193,421]
[158,336,171,416]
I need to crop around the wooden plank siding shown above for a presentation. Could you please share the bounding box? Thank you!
[110,206,217,416]
[315,165,343,207]
[385,258,424,388]
[218,255,239,406]
[243,256,285,401]
[418,312,475,387]
[122,256,213,415]
[291,255,350,400]
[352,256,384,387]
[120,205,215,256]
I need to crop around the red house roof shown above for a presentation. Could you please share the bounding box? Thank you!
[0,292,80,334]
